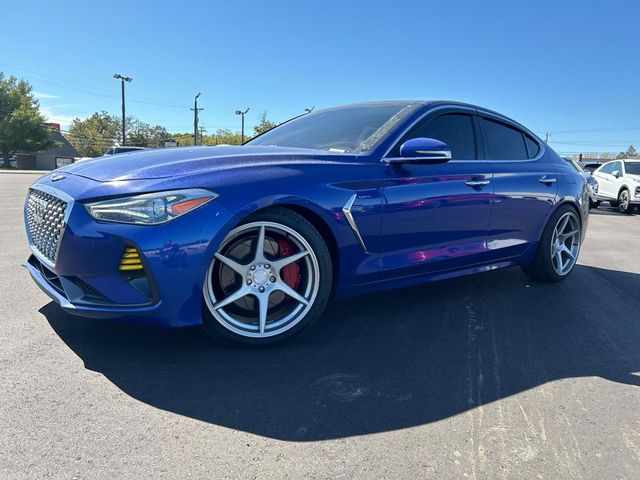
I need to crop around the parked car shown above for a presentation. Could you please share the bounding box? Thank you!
[592,159,640,213]
[566,158,599,208]
[585,174,599,208]
[104,146,148,155]
[579,161,603,175]
[23,101,589,345]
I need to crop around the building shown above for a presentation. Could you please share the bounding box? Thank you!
[14,123,80,170]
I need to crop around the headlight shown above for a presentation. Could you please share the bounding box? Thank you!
[85,189,218,225]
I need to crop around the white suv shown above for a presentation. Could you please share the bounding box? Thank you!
[592,159,640,213]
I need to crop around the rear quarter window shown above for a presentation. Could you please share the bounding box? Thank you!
[525,136,540,158]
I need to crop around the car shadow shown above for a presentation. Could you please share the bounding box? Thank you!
[590,204,638,216]
[41,265,640,441]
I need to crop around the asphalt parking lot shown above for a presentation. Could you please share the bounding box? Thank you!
[1,173,639,479]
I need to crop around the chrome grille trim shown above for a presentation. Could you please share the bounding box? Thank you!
[26,188,68,265]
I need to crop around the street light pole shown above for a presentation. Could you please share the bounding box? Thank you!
[235,107,250,144]
[113,74,132,145]
[192,93,202,146]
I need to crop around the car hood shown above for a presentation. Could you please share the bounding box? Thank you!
[60,145,354,182]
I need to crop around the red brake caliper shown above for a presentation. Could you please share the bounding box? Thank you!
[277,238,301,290]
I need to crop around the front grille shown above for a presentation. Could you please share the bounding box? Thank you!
[26,189,68,264]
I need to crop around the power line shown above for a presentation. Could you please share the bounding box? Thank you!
[0,63,189,110]
[550,140,638,147]
[546,127,640,134]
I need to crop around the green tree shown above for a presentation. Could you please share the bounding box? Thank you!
[0,73,55,167]
[168,129,245,147]
[617,145,638,159]
[127,118,169,147]
[170,132,194,147]
[253,111,278,136]
[66,111,120,157]
[204,128,244,145]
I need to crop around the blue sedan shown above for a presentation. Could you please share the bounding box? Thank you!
[23,101,589,344]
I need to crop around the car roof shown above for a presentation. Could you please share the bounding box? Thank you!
[327,100,541,141]
[334,100,506,112]
[601,159,639,163]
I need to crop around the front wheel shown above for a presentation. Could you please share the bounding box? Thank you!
[202,208,333,345]
[618,189,633,214]
[521,205,582,282]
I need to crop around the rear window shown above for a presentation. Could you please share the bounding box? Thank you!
[482,118,528,160]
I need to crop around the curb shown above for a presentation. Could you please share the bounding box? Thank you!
[0,170,49,175]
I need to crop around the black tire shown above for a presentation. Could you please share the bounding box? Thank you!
[618,189,633,214]
[589,199,600,209]
[521,204,581,283]
[202,207,333,346]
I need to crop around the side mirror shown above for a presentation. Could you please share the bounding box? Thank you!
[612,170,621,178]
[397,137,452,162]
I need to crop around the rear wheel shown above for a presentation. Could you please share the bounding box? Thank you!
[618,189,633,214]
[202,208,332,345]
[521,205,581,282]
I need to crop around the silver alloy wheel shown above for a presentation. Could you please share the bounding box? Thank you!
[619,190,629,212]
[204,221,320,338]
[550,211,581,276]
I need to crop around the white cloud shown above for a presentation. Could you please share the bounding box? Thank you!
[34,91,61,99]
[40,108,79,129]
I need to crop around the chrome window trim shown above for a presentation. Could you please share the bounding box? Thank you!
[381,104,546,163]
[27,184,75,269]
[382,158,452,165]
[342,194,368,253]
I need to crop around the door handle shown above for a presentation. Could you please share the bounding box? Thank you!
[465,179,490,187]
[538,176,557,184]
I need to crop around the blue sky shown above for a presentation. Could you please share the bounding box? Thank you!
[1,0,639,154]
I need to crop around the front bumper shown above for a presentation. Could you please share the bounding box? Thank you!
[24,183,238,327]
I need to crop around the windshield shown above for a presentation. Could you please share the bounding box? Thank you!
[246,103,417,153]
[624,161,640,175]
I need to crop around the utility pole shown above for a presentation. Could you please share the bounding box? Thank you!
[544,132,550,143]
[192,92,203,145]
[235,107,250,143]
[113,74,132,145]
[199,126,206,144]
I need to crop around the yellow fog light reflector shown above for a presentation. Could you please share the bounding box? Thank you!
[119,247,144,272]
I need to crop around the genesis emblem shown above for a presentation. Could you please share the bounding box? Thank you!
[51,174,66,182]
[33,198,47,225]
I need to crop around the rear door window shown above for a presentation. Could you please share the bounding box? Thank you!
[482,118,528,160]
